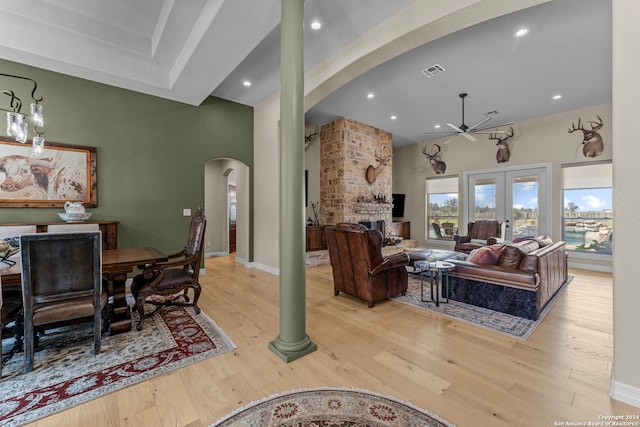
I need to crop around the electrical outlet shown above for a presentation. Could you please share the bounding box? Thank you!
[183,209,191,216]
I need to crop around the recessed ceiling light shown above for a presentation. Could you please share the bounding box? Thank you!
[553,94,562,100]
[390,115,397,120]
[434,124,441,129]
[243,80,251,87]
[310,20,322,30]
[515,27,530,37]
[367,92,375,99]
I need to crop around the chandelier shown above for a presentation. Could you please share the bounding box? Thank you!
[1,73,45,156]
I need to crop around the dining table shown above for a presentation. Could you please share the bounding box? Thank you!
[101,247,168,334]
[0,246,168,335]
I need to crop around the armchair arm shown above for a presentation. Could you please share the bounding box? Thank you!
[454,234,470,244]
[139,253,196,280]
[370,252,409,276]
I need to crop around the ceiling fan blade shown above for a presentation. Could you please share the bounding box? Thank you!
[443,135,460,145]
[446,123,464,133]
[467,116,492,131]
[461,132,477,142]
[473,130,506,134]
[474,121,514,132]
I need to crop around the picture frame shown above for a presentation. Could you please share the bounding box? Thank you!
[0,137,97,208]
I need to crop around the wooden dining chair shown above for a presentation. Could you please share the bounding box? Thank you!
[131,207,206,331]
[20,231,107,373]
[1,278,23,378]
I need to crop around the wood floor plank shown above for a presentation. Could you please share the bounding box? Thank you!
[20,257,639,427]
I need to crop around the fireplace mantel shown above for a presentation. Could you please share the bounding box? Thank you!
[355,202,393,216]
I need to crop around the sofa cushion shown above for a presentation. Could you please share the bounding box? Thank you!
[497,245,526,269]
[467,244,504,265]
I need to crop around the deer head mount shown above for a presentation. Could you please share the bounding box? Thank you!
[489,126,515,164]
[422,144,446,174]
[304,127,319,150]
[365,149,392,184]
[568,115,604,158]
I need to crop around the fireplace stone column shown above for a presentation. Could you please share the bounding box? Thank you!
[319,117,393,229]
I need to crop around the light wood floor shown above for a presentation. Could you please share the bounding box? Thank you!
[27,255,638,426]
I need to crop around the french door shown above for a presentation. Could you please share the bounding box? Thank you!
[465,165,550,241]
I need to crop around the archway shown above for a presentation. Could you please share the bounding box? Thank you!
[203,158,250,264]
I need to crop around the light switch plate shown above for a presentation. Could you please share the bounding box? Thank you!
[183,209,191,216]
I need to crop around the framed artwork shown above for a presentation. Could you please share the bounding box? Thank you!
[0,137,97,208]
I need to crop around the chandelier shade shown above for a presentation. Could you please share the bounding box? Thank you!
[1,73,45,156]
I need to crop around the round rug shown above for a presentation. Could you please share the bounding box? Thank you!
[211,387,454,427]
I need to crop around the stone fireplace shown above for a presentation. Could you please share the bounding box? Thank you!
[318,117,393,236]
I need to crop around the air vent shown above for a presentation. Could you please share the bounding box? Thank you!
[422,64,445,78]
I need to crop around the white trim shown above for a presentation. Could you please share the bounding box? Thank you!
[235,256,249,266]
[568,261,612,273]
[611,380,640,409]
[248,262,279,276]
[205,251,229,258]
[568,251,612,262]
[463,163,552,239]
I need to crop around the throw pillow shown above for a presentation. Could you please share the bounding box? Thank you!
[497,245,525,269]
[467,244,504,265]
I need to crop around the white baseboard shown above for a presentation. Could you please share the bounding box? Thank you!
[248,262,279,276]
[568,261,613,273]
[611,380,640,409]
[205,251,228,258]
[235,256,249,266]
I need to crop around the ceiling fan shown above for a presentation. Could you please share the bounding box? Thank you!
[426,93,513,144]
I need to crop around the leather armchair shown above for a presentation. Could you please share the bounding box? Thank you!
[454,220,503,254]
[325,223,409,308]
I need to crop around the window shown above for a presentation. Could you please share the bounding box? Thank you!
[426,176,459,240]
[562,162,612,254]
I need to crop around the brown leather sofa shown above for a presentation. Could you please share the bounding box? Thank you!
[447,236,568,320]
[325,223,409,307]
[454,220,503,254]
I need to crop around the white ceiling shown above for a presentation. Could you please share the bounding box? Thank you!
[0,0,611,147]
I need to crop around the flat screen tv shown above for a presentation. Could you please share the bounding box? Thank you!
[392,193,405,218]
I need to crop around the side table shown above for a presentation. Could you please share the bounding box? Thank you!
[414,260,456,306]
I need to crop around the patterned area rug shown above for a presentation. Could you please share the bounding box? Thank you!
[211,387,454,427]
[0,300,236,427]
[391,275,572,340]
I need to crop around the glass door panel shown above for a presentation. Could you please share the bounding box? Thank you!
[509,175,540,239]
[467,166,549,241]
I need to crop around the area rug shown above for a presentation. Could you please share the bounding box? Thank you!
[390,275,572,340]
[211,387,454,427]
[0,299,236,427]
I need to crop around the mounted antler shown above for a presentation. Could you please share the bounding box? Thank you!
[489,126,514,163]
[365,148,392,184]
[568,115,604,158]
[422,144,446,174]
[304,127,319,150]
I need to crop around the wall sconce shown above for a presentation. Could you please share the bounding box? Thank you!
[1,73,45,156]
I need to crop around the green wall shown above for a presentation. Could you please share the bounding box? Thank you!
[1,59,253,255]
